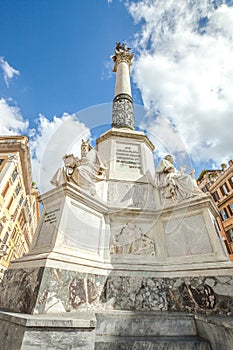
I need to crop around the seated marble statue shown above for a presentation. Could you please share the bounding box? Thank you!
[155,155,203,201]
[51,140,107,195]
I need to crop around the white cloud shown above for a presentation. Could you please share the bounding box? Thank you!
[0,98,28,134]
[128,0,233,167]
[0,57,20,87]
[0,98,90,192]
[30,113,90,193]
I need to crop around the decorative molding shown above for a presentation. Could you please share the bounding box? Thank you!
[96,129,155,152]
[113,93,133,103]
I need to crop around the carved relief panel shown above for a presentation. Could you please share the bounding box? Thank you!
[110,222,156,256]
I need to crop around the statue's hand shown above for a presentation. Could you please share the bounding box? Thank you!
[75,159,81,167]
[166,167,174,173]
[180,166,186,173]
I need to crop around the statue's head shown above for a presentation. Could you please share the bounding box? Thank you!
[164,154,174,164]
[63,154,76,167]
[81,139,92,158]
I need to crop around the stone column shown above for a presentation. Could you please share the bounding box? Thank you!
[112,43,134,130]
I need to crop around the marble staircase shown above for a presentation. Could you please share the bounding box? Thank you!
[94,311,211,349]
[3,309,233,349]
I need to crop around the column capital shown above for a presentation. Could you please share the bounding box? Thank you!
[112,43,134,72]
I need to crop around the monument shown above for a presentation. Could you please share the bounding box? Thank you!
[0,43,233,350]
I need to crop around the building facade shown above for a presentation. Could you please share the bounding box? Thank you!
[0,136,40,280]
[197,160,233,260]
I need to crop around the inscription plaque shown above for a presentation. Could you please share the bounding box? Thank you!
[44,208,60,224]
[115,143,142,174]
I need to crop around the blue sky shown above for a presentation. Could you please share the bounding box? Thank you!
[0,0,141,122]
[0,0,233,191]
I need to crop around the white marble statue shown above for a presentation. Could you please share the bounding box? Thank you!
[155,155,203,202]
[51,140,107,195]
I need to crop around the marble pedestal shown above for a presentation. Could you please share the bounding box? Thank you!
[0,182,232,317]
[0,170,233,350]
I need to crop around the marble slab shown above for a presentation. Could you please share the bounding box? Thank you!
[0,311,96,350]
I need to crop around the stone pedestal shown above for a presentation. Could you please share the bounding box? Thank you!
[0,136,233,350]
[0,180,232,317]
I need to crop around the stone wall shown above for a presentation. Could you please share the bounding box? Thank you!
[195,315,233,350]
[101,275,233,316]
[1,266,233,316]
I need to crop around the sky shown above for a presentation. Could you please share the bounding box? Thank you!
[0,0,233,192]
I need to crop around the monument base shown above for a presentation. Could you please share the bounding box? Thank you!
[0,261,233,316]
[0,184,232,316]
[0,310,232,350]
[0,310,95,350]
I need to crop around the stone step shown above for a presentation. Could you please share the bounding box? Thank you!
[95,335,211,350]
[96,311,197,337]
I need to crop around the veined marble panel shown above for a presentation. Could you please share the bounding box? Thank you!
[108,181,155,209]
[1,266,233,316]
[164,214,213,257]
[61,200,104,253]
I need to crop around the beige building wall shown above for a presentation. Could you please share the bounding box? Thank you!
[0,136,40,280]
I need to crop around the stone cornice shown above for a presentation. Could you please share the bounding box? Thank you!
[209,166,233,191]
[39,183,109,215]
[96,128,155,152]
[155,194,219,218]
[0,136,32,195]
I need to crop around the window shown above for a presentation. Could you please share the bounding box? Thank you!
[14,183,21,196]
[203,185,208,193]
[0,157,7,172]
[11,168,18,182]
[220,208,229,221]
[228,203,233,216]
[7,196,13,210]
[11,228,17,241]
[24,200,32,222]
[229,176,233,189]
[226,228,233,243]
[11,207,18,221]
[19,195,24,206]
[2,182,9,197]
[18,213,24,227]
[220,183,229,196]
[212,191,220,202]
[2,232,9,245]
